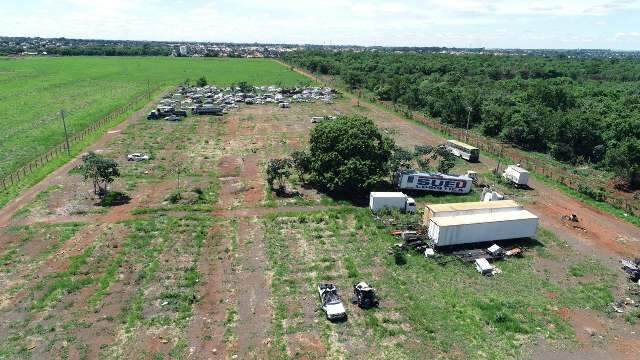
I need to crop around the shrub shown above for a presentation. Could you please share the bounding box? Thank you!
[99,191,130,207]
[577,184,606,202]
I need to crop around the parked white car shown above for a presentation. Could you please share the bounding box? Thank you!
[127,153,150,161]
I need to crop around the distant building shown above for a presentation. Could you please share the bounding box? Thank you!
[179,45,188,56]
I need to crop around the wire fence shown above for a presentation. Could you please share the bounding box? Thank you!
[380,102,640,217]
[0,87,160,192]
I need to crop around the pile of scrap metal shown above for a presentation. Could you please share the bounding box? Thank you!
[611,297,639,313]
[475,258,501,277]
[621,258,640,283]
[451,244,523,263]
[390,230,430,253]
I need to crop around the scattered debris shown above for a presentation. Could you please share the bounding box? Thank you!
[621,258,640,282]
[561,214,579,222]
[611,297,639,313]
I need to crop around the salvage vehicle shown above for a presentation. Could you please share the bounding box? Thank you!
[318,283,347,321]
[352,282,379,309]
[127,153,150,161]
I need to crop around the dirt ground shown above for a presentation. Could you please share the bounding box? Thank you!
[1,79,640,359]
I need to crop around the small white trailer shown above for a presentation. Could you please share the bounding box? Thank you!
[394,170,473,194]
[369,192,416,213]
[426,209,539,247]
[503,165,529,187]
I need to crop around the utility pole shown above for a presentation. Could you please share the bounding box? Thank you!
[60,110,70,156]
[495,142,505,175]
[177,168,181,191]
[465,106,472,143]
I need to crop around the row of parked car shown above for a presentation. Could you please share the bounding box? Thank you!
[146,84,337,121]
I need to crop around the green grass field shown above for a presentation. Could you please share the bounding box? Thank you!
[0,56,308,179]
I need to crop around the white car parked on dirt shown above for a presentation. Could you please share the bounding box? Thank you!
[127,153,150,161]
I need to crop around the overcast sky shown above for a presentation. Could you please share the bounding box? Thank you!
[1,0,639,50]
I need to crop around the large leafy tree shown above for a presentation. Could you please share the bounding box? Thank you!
[307,115,394,195]
[78,152,120,196]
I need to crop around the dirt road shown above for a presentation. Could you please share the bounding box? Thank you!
[0,90,168,228]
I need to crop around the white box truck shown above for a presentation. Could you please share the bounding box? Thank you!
[394,170,473,194]
[369,192,416,213]
[426,209,539,247]
[503,165,529,187]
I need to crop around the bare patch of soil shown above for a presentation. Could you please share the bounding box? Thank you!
[235,218,272,359]
[186,224,234,359]
[240,156,263,206]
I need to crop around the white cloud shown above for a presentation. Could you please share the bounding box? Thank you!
[1,0,639,49]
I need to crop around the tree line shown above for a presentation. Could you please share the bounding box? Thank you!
[282,51,640,189]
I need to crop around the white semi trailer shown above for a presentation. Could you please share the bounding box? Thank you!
[423,201,539,247]
[369,192,417,213]
[394,170,473,194]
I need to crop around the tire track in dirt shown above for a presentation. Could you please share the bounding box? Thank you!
[235,218,272,359]
[241,155,264,206]
[187,225,234,359]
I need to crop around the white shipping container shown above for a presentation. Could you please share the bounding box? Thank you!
[427,210,539,247]
[503,165,529,186]
[423,200,522,223]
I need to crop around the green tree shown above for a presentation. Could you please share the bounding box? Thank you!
[412,144,456,174]
[266,159,293,190]
[501,104,554,152]
[551,111,603,163]
[307,115,394,195]
[78,152,120,196]
[237,81,253,94]
[290,150,311,183]
[196,76,207,87]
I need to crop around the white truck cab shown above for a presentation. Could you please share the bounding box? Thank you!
[369,192,416,213]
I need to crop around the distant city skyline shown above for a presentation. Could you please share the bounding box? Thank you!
[2,0,639,50]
